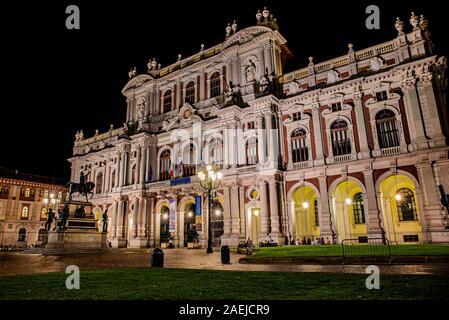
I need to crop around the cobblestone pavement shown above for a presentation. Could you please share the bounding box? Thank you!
[1,249,448,277]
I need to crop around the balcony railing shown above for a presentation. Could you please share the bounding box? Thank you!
[381,146,401,157]
[292,160,313,170]
[333,154,354,163]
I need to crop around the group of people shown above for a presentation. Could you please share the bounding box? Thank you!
[238,238,254,255]
[291,236,332,246]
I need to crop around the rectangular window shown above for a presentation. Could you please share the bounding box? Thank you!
[292,112,301,121]
[247,122,255,130]
[403,235,419,242]
[331,102,342,112]
[376,90,388,101]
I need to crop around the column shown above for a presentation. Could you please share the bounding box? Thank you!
[363,171,384,238]
[318,176,334,239]
[354,93,370,159]
[257,115,266,165]
[239,185,246,237]
[111,200,118,238]
[268,180,281,237]
[133,198,140,238]
[312,104,325,165]
[259,181,269,237]
[136,147,141,184]
[104,161,110,194]
[265,114,274,166]
[223,126,229,168]
[116,200,124,239]
[264,43,273,75]
[149,198,156,247]
[230,185,240,240]
[139,145,147,184]
[401,80,428,150]
[222,187,231,237]
[416,162,448,243]
[116,153,121,188]
[417,77,446,147]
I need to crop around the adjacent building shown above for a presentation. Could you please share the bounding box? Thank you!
[0,168,68,248]
[68,9,449,248]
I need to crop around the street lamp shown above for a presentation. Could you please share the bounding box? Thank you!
[197,163,223,253]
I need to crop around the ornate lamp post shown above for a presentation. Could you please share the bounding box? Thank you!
[197,163,223,253]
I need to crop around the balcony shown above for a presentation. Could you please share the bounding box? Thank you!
[333,153,356,164]
[292,160,313,170]
[381,146,401,157]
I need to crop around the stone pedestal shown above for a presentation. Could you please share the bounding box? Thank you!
[26,200,108,255]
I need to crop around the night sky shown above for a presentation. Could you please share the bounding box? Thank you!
[1,0,447,180]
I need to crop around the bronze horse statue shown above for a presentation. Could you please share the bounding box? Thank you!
[67,172,95,202]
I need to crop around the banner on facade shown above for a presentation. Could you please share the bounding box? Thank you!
[195,195,202,231]
[169,198,176,232]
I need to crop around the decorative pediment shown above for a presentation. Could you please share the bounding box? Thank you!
[221,26,272,50]
[122,74,153,93]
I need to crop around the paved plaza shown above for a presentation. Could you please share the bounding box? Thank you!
[1,248,448,277]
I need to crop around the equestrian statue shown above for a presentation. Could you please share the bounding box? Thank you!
[66,171,95,203]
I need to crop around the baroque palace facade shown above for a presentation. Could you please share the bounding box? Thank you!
[68,9,449,248]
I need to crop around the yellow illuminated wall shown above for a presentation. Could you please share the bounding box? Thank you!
[292,186,320,240]
[379,174,422,244]
[332,180,367,242]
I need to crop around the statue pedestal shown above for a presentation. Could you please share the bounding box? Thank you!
[26,200,109,255]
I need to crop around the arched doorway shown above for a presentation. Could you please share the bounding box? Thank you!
[183,202,196,247]
[332,179,367,242]
[17,228,27,247]
[160,206,170,243]
[378,174,422,244]
[291,185,320,243]
[211,201,224,247]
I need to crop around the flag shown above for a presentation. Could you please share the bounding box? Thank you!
[169,163,174,178]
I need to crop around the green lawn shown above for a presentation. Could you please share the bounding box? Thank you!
[245,244,449,259]
[1,268,448,300]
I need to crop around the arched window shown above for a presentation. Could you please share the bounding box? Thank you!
[353,192,366,224]
[376,109,400,149]
[23,188,31,198]
[182,144,196,177]
[246,137,258,165]
[41,207,47,220]
[210,72,221,98]
[396,188,418,221]
[18,228,27,242]
[95,172,103,194]
[210,138,223,167]
[330,119,351,156]
[291,128,309,163]
[185,81,195,104]
[163,90,172,113]
[21,206,29,219]
[159,149,171,181]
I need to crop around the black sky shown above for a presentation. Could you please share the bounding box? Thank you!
[1,0,447,180]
